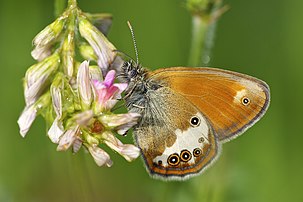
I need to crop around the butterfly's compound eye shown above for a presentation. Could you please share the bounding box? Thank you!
[241,97,250,106]
[129,69,137,78]
[180,150,192,162]
[167,153,180,166]
[193,148,202,157]
[190,116,200,127]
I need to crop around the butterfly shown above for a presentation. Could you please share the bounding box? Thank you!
[117,22,270,180]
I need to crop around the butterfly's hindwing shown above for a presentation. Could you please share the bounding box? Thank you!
[127,85,219,180]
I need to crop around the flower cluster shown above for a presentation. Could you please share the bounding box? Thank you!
[18,0,140,167]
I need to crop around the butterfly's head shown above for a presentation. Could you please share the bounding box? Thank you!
[119,21,149,83]
[120,60,146,83]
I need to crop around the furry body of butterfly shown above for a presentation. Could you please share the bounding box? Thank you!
[120,61,270,181]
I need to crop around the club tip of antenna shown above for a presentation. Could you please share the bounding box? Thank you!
[127,21,132,29]
[126,20,139,64]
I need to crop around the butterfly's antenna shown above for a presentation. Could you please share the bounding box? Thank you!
[113,49,135,62]
[127,21,139,64]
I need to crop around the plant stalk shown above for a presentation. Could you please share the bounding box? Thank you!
[54,0,66,17]
[68,0,77,7]
[187,0,225,67]
[188,16,209,66]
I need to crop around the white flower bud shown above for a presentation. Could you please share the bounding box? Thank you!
[77,61,92,109]
[84,13,112,36]
[79,43,98,61]
[31,44,52,61]
[73,137,83,153]
[24,53,60,106]
[89,65,103,81]
[100,113,140,135]
[18,93,51,137]
[48,118,64,143]
[50,73,64,117]
[31,15,67,61]
[74,110,94,126]
[88,145,113,167]
[57,125,80,151]
[79,16,116,74]
[102,131,140,162]
[33,15,67,47]
[17,105,37,137]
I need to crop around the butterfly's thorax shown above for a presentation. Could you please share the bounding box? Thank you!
[120,61,164,127]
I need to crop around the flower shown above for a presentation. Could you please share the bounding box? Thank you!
[18,92,51,137]
[84,13,113,36]
[79,16,116,75]
[100,113,141,135]
[31,15,67,61]
[24,53,60,106]
[49,65,141,165]
[102,131,140,162]
[74,66,140,164]
[18,105,38,137]
[92,70,128,112]
[88,145,113,167]
[77,61,93,109]
[18,1,141,169]
[57,125,80,151]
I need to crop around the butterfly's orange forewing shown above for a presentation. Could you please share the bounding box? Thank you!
[149,67,270,142]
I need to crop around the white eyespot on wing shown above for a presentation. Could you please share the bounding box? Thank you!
[234,89,247,103]
[153,113,210,166]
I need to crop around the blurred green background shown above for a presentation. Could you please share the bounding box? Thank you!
[1,0,302,201]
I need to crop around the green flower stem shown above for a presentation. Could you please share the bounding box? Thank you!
[188,15,209,66]
[68,0,77,8]
[54,0,66,18]
[187,0,225,66]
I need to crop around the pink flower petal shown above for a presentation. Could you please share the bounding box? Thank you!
[92,79,104,90]
[92,70,128,111]
[104,85,119,101]
[103,70,116,87]
[114,83,128,92]
[113,83,128,99]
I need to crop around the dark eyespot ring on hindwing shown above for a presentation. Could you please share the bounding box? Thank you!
[241,97,250,106]
[167,153,180,166]
[193,148,202,157]
[190,116,201,127]
[198,137,205,143]
[180,150,192,162]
